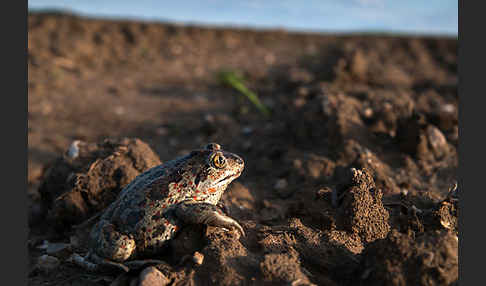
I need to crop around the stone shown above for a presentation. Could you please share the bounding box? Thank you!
[192,251,204,265]
[46,242,72,258]
[138,266,170,286]
[36,255,60,274]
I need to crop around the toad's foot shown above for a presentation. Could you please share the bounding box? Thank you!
[175,202,245,237]
[70,252,169,272]
[69,252,130,272]
[89,219,137,262]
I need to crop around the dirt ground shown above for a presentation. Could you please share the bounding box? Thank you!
[28,12,458,286]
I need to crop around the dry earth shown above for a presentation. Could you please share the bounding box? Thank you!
[28,12,458,286]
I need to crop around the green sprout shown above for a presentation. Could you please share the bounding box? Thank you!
[218,71,271,117]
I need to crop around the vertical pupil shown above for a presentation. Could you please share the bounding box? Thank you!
[214,155,224,166]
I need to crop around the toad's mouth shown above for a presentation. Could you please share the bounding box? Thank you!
[213,172,241,186]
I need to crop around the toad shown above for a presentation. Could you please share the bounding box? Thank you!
[71,143,244,271]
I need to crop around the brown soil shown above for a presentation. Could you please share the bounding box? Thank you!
[28,12,458,286]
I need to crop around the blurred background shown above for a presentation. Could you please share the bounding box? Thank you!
[29,0,457,35]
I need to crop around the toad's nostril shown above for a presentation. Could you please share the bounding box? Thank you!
[235,157,243,165]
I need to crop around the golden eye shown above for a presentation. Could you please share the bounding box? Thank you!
[211,153,226,169]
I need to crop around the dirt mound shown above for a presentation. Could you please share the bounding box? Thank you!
[288,166,391,255]
[396,112,455,162]
[38,138,161,230]
[185,218,358,286]
[394,186,459,235]
[358,230,458,286]
[338,168,390,243]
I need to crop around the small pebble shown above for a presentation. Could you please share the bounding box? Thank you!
[293,97,306,108]
[242,140,252,150]
[70,236,80,248]
[426,125,448,158]
[37,240,49,250]
[260,202,282,222]
[263,98,275,109]
[316,187,332,200]
[264,122,273,131]
[297,86,309,97]
[293,159,303,169]
[447,126,459,143]
[289,67,314,83]
[28,203,43,227]
[67,140,82,159]
[139,266,170,286]
[274,178,292,198]
[437,103,457,130]
[274,179,288,190]
[195,66,205,77]
[155,127,169,136]
[264,53,276,64]
[241,126,253,135]
[422,251,435,267]
[169,138,178,147]
[193,93,208,103]
[204,113,215,123]
[383,102,393,111]
[36,255,60,274]
[40,102,53,115]
[363,107,374,118]
[192,251,204,265]
[114,106,125,116]
[107,86,119,95]
[46,243,72,258]
[441,103,456,114]
[170,44,182,55]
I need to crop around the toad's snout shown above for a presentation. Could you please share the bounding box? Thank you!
[231,154,245,173]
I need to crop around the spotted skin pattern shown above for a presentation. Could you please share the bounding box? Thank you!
[87,143,244,267]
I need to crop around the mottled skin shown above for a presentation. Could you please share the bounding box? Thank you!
[72,143,244,271]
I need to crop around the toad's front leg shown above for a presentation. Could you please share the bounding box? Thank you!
[174,202,245,237]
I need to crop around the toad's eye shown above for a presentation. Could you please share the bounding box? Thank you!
[211,153,226,169]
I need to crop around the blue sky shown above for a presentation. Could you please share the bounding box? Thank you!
[28,0,458,36]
